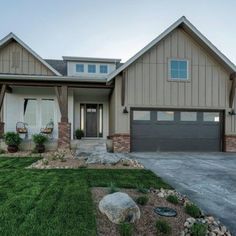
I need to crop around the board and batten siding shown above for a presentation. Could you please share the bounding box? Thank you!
[112,27,236,135]
[0,41,54,75]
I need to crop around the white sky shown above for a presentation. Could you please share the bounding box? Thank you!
[0,0,236,64]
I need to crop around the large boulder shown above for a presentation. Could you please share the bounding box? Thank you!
[99,192,140,224]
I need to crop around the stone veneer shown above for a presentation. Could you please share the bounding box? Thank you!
[111,133,130,153]
[224,135,236,152]
[0,122,4,138]
[58,122,71,149]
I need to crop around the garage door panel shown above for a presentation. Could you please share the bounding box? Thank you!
[131,110,222,152]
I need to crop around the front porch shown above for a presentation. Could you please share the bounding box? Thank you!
[0,77,113,150]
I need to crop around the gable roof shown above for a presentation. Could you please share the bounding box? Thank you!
[0,33,62,76]
[107,16,236,82]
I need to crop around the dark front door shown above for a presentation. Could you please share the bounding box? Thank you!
[86,104,97,137]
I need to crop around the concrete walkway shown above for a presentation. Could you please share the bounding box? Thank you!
[131,152,236,235]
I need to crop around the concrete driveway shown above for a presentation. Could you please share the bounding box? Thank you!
[131,152,236,235]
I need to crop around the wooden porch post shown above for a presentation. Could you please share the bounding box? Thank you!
[0,84,6,137]
[55,85,71,149]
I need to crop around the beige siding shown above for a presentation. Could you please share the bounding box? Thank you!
[0,41,54,75]
[111,28,236,135]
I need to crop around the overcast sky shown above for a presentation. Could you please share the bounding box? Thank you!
[0,0,236,63]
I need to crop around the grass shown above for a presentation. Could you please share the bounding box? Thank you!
[0,156,171,236]
[136,195,149,205]
[185,203,202,218]
[166,195,179,205]
[156,219,172,235]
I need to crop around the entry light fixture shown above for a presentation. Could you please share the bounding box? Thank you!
[228,109,236,115]
[123,106,129,114]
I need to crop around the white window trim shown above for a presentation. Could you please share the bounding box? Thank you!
[168,58,190,82]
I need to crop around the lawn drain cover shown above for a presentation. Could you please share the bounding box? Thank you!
[154,207,177,217]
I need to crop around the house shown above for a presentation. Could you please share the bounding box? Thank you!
[0,16,236,152]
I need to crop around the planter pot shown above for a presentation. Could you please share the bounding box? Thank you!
[106,139,113,153]
[7,145,18,153]
[35,144,45,153]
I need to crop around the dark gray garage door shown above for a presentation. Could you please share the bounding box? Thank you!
[131,110,223,152]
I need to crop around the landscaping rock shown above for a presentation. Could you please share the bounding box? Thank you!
[99,192,140,224]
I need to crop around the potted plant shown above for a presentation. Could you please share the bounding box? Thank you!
[4,132,22,153]
[32,133,48,153]
[75,129,84,139]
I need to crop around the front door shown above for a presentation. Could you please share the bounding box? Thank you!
[86,104,97,137]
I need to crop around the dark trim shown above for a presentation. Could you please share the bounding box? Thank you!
[130,107,225,152]
[121,71,125,106]
[229,76,236,108]
[0,80,113,89]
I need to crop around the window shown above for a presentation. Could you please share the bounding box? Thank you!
[157,111,174,121]
[100,65,108,74]
[24,99,37,126]
[169,59,188,80]
[88,64,96,73]
[80,104,85,131]
[133,111,150,120]
[180,112,197,121]
[76,64,84,73]
[41,99,54,126]
[203,112,219,122]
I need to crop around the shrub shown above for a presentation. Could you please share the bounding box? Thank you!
[32,134,48,145]
[156,220,171,235]
[119,222,134,236]
[185,203,201,218]
[0,149,5,154]
[136,184,148,194]
[108,182,119,194]
[166,195,179,205]
[75,129,84,139]
[4,132,22,146]
[190,223,207,236]
[136,195,149,205]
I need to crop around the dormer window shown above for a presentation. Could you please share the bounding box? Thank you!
[88,64,96,73]
[169,59,188,80]
[76,64,84,73]
[100,65,108,74]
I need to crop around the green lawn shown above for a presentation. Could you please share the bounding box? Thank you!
[0,157,171,236]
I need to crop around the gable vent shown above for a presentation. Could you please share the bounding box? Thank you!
[11,51,20,68]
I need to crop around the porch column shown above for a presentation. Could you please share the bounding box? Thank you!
[0,85,6,138]
[55,85,71,149]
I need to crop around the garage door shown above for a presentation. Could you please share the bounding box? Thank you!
[131,110,223,152]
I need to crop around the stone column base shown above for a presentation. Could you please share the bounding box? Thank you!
[58,122,71,149]
[224,135,236,152]
[0,122,4,138]
[111,133,130,153]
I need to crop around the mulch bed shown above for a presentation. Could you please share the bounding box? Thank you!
[92,187,189,236]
